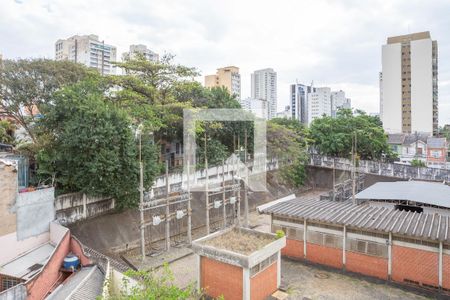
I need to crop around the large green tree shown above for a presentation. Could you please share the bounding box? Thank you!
[0,59,91,143]
[0,119,15,144]
[36,77,159,207]
[309,109,392,160]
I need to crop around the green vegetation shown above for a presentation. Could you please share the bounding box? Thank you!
[411,158,426,167]
[309,109,394,160]
[276,229,286,239]
[0,120,15,144]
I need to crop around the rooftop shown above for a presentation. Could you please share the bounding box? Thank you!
[0,243,54,281]
[202,228,275,255]
[261,196,450,243]
[355,181,450,208]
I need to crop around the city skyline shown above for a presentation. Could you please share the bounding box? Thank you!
[1,0,450,125]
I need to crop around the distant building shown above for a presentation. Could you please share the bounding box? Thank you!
[276,106,291,119]
[55,34,117,75]
[308,87,331,124]
[331,90,351,117]
[122,44,159,62]
[251,68,277,119]
[240,97,268,119]
[380,31,438,135]
[205,66,241,99]
[291,83,313,124]
[426,137,448,168]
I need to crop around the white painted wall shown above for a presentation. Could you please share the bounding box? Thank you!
[381,43,402,133]
[411,39,433,134]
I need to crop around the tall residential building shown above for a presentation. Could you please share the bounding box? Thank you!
[251,68,277,119]
[291,83,314,124]
[331,90,351,117]
[122,44,159,62]
[308,87,331,124]
[380,31,438,135]
[205,66,241,99]
[55,34,117,75]
[240,97,268,119]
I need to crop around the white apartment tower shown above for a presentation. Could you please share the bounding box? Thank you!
[251,68,277,119]
[380,31,438,135]
[55,34,117,75]
[307,87,332,124]
[331,90,351,117]
[240,97,268,119]
[122,44,159,62]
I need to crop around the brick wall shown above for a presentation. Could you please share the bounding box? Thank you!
[0,162,17,236]
[281,239,303,259]
[306,242,343,269]
[201,256,243,300]
[70,237,92,266]
[26,232,71,300]
[392,245,439,288]
[250,261,277,300]
[443,254,450,290]
[346,251,388,280]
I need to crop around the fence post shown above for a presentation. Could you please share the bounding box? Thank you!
[82,193,87,219]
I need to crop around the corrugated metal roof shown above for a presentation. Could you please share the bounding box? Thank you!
[355,181,450,208]
[261,197,450,243]
[427,137,447,148]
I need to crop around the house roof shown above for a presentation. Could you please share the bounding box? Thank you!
[260,196,450,243]
[388,134,405,144]
[0,243,54,281]
[427,137,447,148]
[355,181,450,208]
[403,133,429,145]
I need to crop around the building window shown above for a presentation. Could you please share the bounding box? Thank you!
[250,253,278,277]
[2,277,20,291]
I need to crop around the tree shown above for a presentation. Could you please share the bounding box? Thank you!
[36,77,159,208]
[411,158,426,167]
[309,109,393,160]
[0,59,91,142]
[0,119,15,144]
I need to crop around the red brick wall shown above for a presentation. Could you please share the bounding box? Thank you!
[346,251,388,280]
[392,245,439,288]
[443,254,450,290]
[201,256,243,300]
[281,238,304,259]
[306,242,343,269]
[250,261,277,300]
[70,237,91,266]
[26,232,71,300]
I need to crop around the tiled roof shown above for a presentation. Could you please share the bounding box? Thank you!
[261,197,450,243]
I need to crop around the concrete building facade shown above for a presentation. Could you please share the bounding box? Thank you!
[55,34,117,75]
[291,83,313,124]
[331,90,351,117]
[308,87,332,125]
[122,44,159,62]
[205,66,241,99]
[381,31,438,135]
[251,68,277,119]
[240,97,268,119]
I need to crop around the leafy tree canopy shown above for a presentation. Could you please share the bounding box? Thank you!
[309,109,392,160]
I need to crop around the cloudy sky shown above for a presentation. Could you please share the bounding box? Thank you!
[1,0,449,125]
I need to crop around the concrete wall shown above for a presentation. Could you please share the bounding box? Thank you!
[16,188,55,240]
[0,161,17,236]
[55,192,114,225]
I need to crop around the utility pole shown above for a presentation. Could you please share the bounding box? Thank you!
[187,160,192,243]
[237,134,241,226]
[332,157,336,201]
[205,129,210,235]
[165,160,170,251]
[232,134,237,223]
[138,126,145,261]
[352,132,357,204]
[243,128,249,227]
[222,159,226,228]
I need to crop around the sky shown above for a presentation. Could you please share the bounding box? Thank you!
[1,0,449,125]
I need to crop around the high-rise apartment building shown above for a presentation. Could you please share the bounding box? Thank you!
[240,97,268,119]
[291,83,314,124]
[331,90,351,117]
[380,31,438,135]
[251,68,277,119]
[205,66,241,99]
[55,34,117,75]
[308,87,331,124]
[122,44,159,62]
